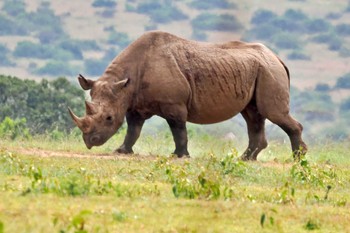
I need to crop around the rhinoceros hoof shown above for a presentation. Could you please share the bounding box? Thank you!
[114,147,133,154]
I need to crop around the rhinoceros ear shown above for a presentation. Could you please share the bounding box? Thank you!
[78,74,94,90]
[112,78,129,95]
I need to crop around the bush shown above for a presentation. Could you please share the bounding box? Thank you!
[136,0,188,23]
[0,75,85,134]
[335,23,350,36]
[14,41,75,60]
[306,19,331,34]
[272,33,302,49]
[84,59,108,76]
[311,33,339,44]
[251,9,277,25]
[283,9,308,21]
[35,61,76,76]
[315,83,331,92]
[0,44,14,66]
[192,30,208,41]
[0,14,27,35]
[189,0,236,10]
[0,117,31,139]
[59,41,83,60]
[92,0,117,8]
[107,30,131,49]
[271,18,304,33]
[287,51,310,60]
[191,13,242,32]
[2,0,26,17]
[340,97,350,113]
[335,73,350,89]
[246,24,279,40]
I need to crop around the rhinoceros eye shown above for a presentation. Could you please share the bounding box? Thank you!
[106,116,113,121]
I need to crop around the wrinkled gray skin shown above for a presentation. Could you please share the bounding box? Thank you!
[69,31,307,160]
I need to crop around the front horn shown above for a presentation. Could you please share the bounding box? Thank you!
[68,107,84,130]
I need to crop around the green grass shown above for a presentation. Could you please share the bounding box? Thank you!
[0,134,349,232]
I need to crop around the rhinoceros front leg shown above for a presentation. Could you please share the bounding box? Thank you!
[166,119,190,158]
[115,111,145,154]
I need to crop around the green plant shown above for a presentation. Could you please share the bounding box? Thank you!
[335,73,350,89]
[35,61,77,76]
[0,117,30,139]
[189,0,236,10]
[335,23,350,36]
[272,32,302,49]
[136,0,188,23]
[191,13,242,32]
[304,219,320,230]
[251,9,277,25]
[287,51,311,60]
[84,59,108,76]
[92,0,117,8]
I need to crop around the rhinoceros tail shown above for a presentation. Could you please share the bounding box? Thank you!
[277,56,290,88]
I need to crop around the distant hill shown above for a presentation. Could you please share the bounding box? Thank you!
[0,0,349,140]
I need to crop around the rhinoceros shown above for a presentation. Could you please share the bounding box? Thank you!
[69,31,307,160]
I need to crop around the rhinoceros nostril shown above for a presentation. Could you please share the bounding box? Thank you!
[90,135,100,144]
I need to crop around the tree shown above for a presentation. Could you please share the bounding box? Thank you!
[0,75,85,134]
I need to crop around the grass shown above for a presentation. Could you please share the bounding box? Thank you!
[0,133,349,232]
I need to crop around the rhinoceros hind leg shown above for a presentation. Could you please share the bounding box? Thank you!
[268,114,307,160]
[115,111,145,155]
[166,119,190,158]
[240,103,268,161]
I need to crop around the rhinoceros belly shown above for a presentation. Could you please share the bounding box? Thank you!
[186,75,255,124]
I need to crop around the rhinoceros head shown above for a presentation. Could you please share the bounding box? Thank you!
[69,74,130,149]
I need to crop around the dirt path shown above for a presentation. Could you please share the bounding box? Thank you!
[1,146,158,160]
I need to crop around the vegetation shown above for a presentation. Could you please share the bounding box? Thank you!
[0,137,349,232]
[191,13,242,32]
[0,75,84,134]
[189,0,236,10]
[131,0,188,23]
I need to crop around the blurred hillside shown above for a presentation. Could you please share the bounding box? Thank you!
[0,0,349,140]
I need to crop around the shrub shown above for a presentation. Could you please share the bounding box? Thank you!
[335,73,350,89]
[14,41,75,60]
[0,44,14,66]
[251,9,277,25]
[328,37,343,51]
[35,61,76,76]
[283,9,308,21]
[311,33,339,44]
[2,0,26,17]
[306,19,331,34]
[84,59,108,76]
[247,24,279,40]
[107,30,131,48]
[136,0,188,23]
[0,14,27,35]
[0,75,85,133]
[189,0,236,10]
[335,23,350,36]
[315,83,330,92]
[340,97,350,112]
[271,18,304,33]
[92,0,117,8]
[192,13,242,32]
[272,33,301,50]
[0,117,31,139]
[59,41,83,60]
[192,30,208,41]
[287,51,310,60]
